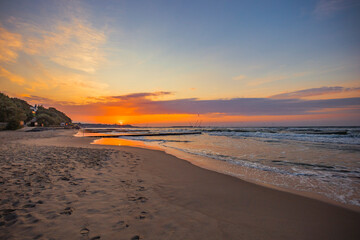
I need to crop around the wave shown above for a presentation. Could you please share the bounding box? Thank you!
[204,127,360,145]
[112,127,360,207]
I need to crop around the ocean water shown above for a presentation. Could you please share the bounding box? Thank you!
[93,127,360,207]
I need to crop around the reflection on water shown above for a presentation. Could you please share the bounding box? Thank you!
[92,137,160,150]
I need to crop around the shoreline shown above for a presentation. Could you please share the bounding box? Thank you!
[1,129,360,239]
[92,136,360,212]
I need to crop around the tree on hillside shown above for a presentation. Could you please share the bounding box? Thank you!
[12,97,33,122]
[0,93,27,130]
[0,92,72,129]
[36,106,72,126]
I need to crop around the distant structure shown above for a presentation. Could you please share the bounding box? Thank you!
[29,104,38,126]
[189,113,202,128]
[30,104,38,113]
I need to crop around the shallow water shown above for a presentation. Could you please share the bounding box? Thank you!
[92,127,360,207]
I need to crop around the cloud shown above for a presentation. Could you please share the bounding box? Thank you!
[0,58,109,103]
[3,1,106,73]
[20,18,106,73]
[20,94,75,106]
[270,86,360,99]
[0,66,25,85]
[232,75,246,81]
[0,25,22,63]
[0,15,108,100]
[246,72,306,87]
[145,97,360,116]
[30,91,360,119]
[248,75,287,87]
[314,0,360,17]
[109,91,173,100]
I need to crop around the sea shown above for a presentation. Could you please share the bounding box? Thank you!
[90,126,360,207]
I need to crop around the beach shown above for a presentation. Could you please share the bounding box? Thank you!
[1,129,360,240]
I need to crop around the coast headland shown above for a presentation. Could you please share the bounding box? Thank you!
[0,129,359,240]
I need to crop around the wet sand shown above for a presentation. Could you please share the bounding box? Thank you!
[0,129,359,239]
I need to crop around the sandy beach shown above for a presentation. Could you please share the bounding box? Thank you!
[0,129,360,240]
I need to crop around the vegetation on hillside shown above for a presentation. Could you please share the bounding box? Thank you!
[36,106,72,126]
[0,92,71,130]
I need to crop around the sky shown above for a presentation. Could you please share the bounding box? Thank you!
[0,0,359,126]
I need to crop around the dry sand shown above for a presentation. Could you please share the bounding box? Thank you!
[0,129,359,240]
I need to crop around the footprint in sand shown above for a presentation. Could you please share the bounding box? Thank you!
[33,234,43,239]
[23,203,36,208]
[136,186,145,192]
[127,196,148,203]
[113,220,130,230]
[60,207,73,215]
[136,211,149,220]
[80,227,89,236]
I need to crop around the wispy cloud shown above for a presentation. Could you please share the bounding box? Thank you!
[17,18,106,73]
[0,58,109,102]
[232,75,246,81]
[246,72,306,87]
[0,2,109,101]
[2,0,106,73]
[21,60,109,99]
[0,66,25,85]
[248,75,287,87]
[0,25,22,63]
[314,0,360,17]
[271,86,360,99]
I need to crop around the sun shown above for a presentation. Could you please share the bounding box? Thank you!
[118,121,123,125]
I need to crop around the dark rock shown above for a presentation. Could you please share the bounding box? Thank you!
[131,236,140,240]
